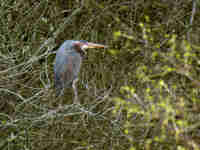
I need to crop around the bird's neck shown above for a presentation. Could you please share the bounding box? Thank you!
[68,50,85,58]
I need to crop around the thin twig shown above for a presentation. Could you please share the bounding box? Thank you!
[187,0,197,41]
[0,88,25,101]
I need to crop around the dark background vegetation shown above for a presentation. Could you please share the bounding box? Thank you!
[1,0,200,149]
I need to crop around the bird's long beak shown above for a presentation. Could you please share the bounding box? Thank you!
[86,42,107,49]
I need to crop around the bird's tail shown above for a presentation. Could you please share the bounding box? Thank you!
[54,78,64,97]
[55,87,61,97]
[55,84,64,97]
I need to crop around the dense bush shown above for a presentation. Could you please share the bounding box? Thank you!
[0,0,200,149]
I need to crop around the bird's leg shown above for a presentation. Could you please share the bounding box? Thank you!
[72,78,79,104]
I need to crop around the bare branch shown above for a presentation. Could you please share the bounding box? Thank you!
[187,0,197,41]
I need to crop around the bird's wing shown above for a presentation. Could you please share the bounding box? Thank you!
[54,52,81,96]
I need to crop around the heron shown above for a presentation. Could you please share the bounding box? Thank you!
[54,40,106,103]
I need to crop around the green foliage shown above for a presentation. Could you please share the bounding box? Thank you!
[112,11,200,149]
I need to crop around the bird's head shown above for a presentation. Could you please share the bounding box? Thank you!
[73,40,107,56]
